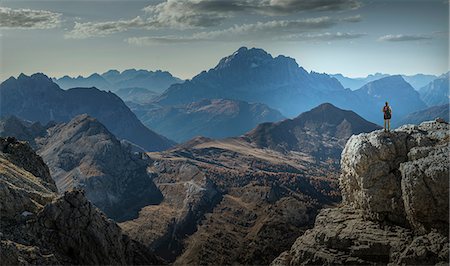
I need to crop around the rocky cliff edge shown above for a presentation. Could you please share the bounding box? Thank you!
[272,120,449,265]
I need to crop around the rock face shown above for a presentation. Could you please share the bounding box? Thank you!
[0,137,161,265]
[0,73,174,151]
[272,120,449,265]
[1,115,163,222]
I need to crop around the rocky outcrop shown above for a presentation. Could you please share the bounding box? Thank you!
[0,137,162,265]
[273,120,449,265]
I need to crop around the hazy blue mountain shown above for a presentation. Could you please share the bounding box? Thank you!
[0,73,174,151]
[418,72,449,107]
[331,73,438,90]
[402,74,439,90]
[156,47,347,117]
[115,87,159,104]
[107,69,183,93]
[396,104,449,126]
[55,73,111,90]
[130,98,285,142]
[354,75,427,125]
[54,69,182,93]
[330,73,390,90]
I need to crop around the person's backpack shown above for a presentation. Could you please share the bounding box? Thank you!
[384,106,391,117]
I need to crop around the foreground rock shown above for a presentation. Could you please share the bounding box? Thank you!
[0,137,162,265]
[273,120,449,265]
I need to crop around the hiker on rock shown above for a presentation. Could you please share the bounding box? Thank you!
[382,102,392,132]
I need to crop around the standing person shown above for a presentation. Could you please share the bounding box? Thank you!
[382,102,392,132]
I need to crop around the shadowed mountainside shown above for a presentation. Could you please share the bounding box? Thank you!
[0,73,174,151]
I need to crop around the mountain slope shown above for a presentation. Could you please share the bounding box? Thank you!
[245,103,381,159]
[156,47,346,117]
[397,104,449,126]
[120,103,380,264]
[354,75,427,125]
[0,137,161,265]
[38,114,164,221]
[418,72,449,107]
[0,73,174,151]
[132,98,285,142]
[0,115,164,221]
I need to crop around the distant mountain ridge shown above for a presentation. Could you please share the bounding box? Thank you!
[0,73,174,151]
[331,73,439,90]
[418,72,449,107]
[54,68,183,93]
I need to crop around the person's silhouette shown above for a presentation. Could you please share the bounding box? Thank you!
[382,102,392,132]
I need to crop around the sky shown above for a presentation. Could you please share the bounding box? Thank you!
[0,0,448,81]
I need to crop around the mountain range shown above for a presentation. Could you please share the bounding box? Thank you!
[54,69,182,93]
[331,73,439,90]
[0,73,174,151]
[149,47,437,127]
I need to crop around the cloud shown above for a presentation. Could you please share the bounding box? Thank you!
[142,0,361,28]
[125,17,365,45]
[65,16,154,39]
[65,0,363,39]
[0,6,61,29]
[340,14,362,22]
[378,34,433,42]
[283,32,366,41]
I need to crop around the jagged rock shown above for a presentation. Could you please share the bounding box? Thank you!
[0,137,162,265]
[273,121,449,265]
[0,137,56,223]
[30,190,161,265]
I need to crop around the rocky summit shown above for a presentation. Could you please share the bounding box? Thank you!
[0,137,162,265]
[272,120,449,265]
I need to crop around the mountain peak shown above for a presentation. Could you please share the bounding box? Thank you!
[215,47,272,70]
